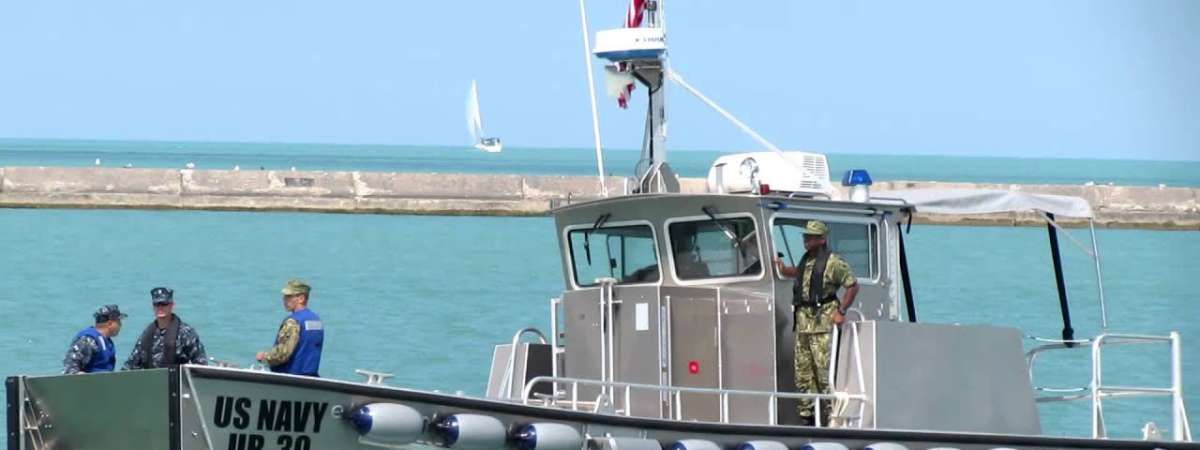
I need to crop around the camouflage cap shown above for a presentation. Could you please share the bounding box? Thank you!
[804,220,829,236]
[281,279,311,296]
[93,304,128,323]
[150,287,174,305]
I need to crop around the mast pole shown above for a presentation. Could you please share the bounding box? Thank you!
[578,0,609,197]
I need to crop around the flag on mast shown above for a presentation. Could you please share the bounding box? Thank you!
[617,0,647,109]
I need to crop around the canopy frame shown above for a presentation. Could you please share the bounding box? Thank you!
[878,189,1110,336]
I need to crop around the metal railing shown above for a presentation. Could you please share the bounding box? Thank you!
[1026,332,1192,441]
[829,315,870,428]
[497,327,549,398]
[19,380,48,450]
[521,376,868,428]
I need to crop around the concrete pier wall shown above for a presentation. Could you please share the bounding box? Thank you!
[1,167,1197,229]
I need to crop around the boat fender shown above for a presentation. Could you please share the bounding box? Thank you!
[347,403,425,446]
[926,448,962,450]
[799,444,848,450]
[591,437,662,450]
[864,444,908,450]
[514,423,583,450]
[669,440,721,450]
[435,414,507,449]
[738,441,790,450]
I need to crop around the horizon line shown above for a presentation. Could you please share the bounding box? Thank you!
[0,136,1196,163]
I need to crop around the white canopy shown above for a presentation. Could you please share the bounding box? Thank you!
[874,188,1094,219]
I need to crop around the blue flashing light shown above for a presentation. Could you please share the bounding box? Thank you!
[841,169,873,187]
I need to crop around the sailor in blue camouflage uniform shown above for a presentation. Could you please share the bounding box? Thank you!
[122,287,208,369]
[62,304,127,374]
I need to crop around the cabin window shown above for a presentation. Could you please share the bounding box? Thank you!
[568,225,660,287]
[771,219,878,280]
[668,218,762,280]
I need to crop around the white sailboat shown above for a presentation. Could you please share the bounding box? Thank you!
[467,80,503,153]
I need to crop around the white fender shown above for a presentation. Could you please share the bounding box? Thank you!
[864,444,908,450]
[347,403,425,446]
[669,440,722,450]
[435,414,507,449]
[739,441,790,450]
[513,423,583,450]
[800,444,849,450]
[592,437,662,450]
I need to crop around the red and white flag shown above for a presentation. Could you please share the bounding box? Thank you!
[617,0,647,109]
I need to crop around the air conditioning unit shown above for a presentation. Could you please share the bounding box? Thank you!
[706,151,835,198]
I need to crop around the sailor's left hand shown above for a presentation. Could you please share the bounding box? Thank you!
[255,352,265,361]
[832,310,845,325]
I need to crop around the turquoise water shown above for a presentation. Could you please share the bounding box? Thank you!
[2,138,1199,187]
[1,139,1198,440]
[0,209,1196,440]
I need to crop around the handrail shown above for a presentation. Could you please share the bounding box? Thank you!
[1025,332,1191,441]
[498,327,549,399]
[521,375,868,427]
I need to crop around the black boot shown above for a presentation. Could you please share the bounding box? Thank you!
[797,415,815,427]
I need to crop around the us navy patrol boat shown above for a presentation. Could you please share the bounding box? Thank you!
[6,2,1194,450]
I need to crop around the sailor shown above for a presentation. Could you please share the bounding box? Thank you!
[673,225,712,279]
[122,287,208,370]
[774,220,859,426]
[256,279,324,377]
[62,304,127,374]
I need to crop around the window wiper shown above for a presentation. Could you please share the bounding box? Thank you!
[701,206,739,244]
[583,213,611,265]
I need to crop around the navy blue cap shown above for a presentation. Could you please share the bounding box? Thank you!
[93,304,127,323]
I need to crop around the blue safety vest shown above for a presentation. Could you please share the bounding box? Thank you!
[74,327,116,372]
[270,309,324,377]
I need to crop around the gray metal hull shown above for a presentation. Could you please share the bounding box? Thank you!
[8,366,1193,450]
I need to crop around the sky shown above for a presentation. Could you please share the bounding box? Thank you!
[0,1,1197,160]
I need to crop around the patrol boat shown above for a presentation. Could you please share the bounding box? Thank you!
[7,2,1195,450]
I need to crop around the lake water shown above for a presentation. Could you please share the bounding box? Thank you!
[2,138,1198,187]
[0,139,1196,441]
[0,209,1195,440]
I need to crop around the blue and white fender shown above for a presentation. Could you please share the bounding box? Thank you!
[434,414,507,449]
[347,403,425,447]
[668,439,722,450]
[513,423,583,450]
[739,441,790,450]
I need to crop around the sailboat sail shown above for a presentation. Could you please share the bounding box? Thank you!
[466,80,502,152]
[466,80,483,144]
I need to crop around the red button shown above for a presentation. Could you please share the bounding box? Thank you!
[688,360,700,374]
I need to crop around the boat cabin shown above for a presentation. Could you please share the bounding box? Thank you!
[483,175,1187,439]
[549,192,910,424]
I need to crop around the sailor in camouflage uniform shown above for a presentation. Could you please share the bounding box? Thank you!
[256,279,324,377]
[62,304,127,374]
[122,287,208,370]
[774,220,859,426]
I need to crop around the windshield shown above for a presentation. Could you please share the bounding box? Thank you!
[668,217,762,280]
[771,218,878,280]
[568,225,660,287]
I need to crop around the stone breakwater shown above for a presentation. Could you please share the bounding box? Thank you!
[0,167,1197,230]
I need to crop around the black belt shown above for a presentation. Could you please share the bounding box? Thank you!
[795,296,838,309]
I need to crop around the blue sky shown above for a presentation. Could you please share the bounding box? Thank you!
[0,1,1197,160]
